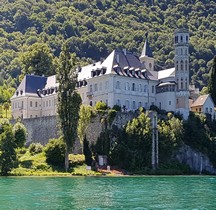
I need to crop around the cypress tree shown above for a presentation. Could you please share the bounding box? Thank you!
[57,43,82,171]
[208,56,216,105]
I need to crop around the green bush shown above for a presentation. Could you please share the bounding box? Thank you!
[112,105,121,112]
[44,138,66,167]
[13,122,27,148]
[69,154,85,167]
[29,143,43,155]
[95,101,108,111]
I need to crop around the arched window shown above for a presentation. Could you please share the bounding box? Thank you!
[185,78,188,90]
[181,36,183,42]
[116,99,121,106]
[181,78,183,89]
[144,85,147,92]
[185,60,188,71]
[94,84,98,91]
[125,100,130,110]
[177,78,179,90]
[125,82,130,91]
[176,61,178,71]
[139,84,142,92]
[116,81,121,89]
[186,36,188,42]
[180,60,184,71]
[132,101,136,110]
[132,83,135,91]
[138,102,142,108]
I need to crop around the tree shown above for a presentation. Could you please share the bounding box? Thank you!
[208,56,216,105]
[3,102,9,118]
[0,122,17,175]
[44,138,66,168]
[20,43,55,76]
[83,135,93,166]
[13,122,27,148]
[57,43,82,171]
[77,105,92,144]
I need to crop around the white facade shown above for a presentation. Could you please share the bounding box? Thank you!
[11,29,195,119]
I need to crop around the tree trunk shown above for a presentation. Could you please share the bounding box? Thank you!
[65,147,69,172]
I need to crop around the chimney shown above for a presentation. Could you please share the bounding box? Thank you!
[123,49,127,56]
[116,54,120,63]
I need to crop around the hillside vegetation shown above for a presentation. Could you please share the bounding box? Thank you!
[0,0,216,103]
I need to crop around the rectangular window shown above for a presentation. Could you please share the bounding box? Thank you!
[49,100,51,107]
[43,102,45,107]
[35,102,38,107]
[46,101,48,107]
[199,108,201,112]
[169,101,171,105]
[152,86,154,93]
[210,108,212,112]
[206,108,208,113]
[30,101,32,107]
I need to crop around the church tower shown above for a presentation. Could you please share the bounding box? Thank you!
[174,28,190,118]
[140,33,154,71]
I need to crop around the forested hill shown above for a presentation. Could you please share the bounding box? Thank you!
[0,0,216,101]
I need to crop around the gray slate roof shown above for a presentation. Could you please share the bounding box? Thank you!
[12,74,57,98]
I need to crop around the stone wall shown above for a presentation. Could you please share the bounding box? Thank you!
[11,112,135,151]
[175,144,216,174]
[11,116,59,145]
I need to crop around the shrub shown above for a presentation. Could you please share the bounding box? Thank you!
[29,143,43,155]
[69,154,85,167]
[95,101,107,111]
[112,105,121,112]
[44,138,65,167]
[13,122,27,148]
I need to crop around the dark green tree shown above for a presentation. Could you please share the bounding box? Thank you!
[20,43,55,76]
[0,122,17,175]
[44,138,66,168]
[12,122,27,148]
[57,43,82,171]
[83,135,93,166]
[208,56,216,105]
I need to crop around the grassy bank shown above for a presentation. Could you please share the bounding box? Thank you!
[11,150,101,176]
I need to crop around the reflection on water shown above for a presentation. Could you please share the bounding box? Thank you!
[0,176,216,209]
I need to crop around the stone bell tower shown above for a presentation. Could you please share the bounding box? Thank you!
[140,33,154,71]
[174,28,190,119]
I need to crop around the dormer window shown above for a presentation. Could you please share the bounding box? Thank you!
[123,66,129,75]
[20,90,23,95]
[113,65,121,74]
[16,91,19,96]
[91,70,96,77]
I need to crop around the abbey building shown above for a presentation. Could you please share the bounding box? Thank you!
[11,29,200,120]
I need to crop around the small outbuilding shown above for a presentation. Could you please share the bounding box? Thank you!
[190,94,215,119]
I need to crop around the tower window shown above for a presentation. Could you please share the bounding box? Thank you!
[180,60,184,71]
[181,78,183,89]
[152,86,155,93]
[132,83,136,91]
[186,36,188,42]
[176,61,178,71]
[181,36,183,42]
[185,78,188,90]
[185,60,188,71]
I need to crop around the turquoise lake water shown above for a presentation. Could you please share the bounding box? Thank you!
[0,176,216,210]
